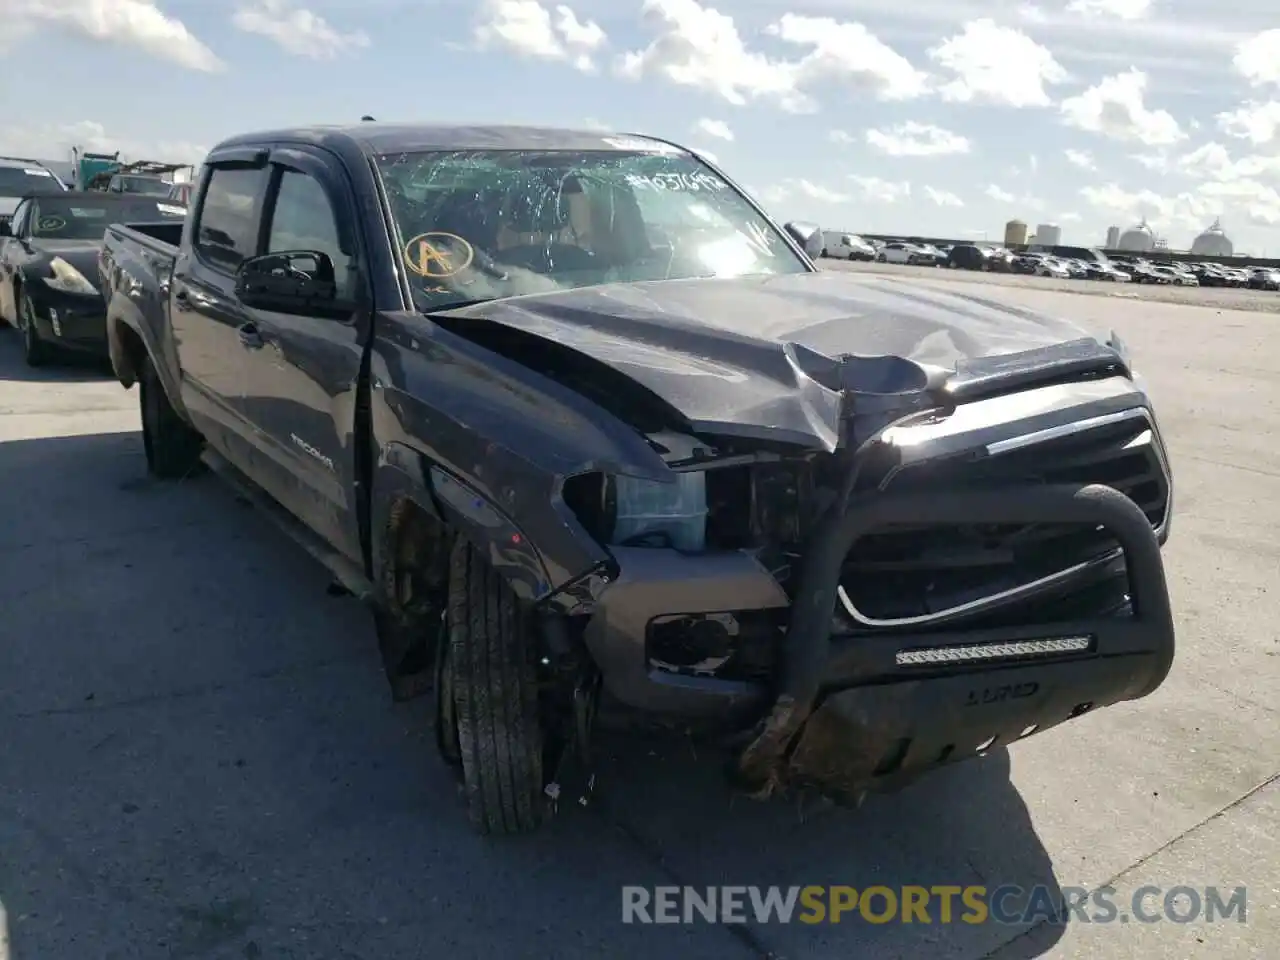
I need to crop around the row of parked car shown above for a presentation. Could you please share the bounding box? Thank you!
[819,232,1280,292]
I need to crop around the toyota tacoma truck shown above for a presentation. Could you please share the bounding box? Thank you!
[100,123,1176,835]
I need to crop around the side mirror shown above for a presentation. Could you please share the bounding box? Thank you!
[235,250,355,318]
[784,220,824,260]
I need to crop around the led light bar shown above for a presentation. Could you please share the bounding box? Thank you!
[895,635,1092,666]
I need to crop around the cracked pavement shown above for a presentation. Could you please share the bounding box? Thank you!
[1,282,1277,959]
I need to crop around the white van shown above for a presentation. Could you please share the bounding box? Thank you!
[821,230,876,260]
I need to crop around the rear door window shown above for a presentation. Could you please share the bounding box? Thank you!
[195,165,268,271]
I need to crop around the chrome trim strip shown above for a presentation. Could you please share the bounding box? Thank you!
[838,548,1123,628]
[984,407,1149,456]
[840,407,1169,629]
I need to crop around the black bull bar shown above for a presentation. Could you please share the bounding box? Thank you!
[735,482,1176,800]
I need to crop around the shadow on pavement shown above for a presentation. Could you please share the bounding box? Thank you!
[594,733,1067,958]
[0,431,1067,960]
[0,332,114,382]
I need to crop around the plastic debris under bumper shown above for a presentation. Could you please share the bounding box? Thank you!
[735,483,1175,800]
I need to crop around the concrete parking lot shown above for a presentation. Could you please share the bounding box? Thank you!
[1,280,1277,959]
[823,258,1280,315]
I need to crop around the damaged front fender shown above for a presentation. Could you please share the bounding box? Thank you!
[369,310,681,603]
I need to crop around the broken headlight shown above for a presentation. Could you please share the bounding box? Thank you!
[44,257,99,296]
[561,433,714,552]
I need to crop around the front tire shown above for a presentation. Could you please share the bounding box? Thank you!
[441,537,549,835]
[18,293,49,367]
[140,356,204,478]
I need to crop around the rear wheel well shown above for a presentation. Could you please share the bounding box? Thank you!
[114,323,148,388]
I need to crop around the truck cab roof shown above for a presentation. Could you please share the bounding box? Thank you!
[211,123,688,158]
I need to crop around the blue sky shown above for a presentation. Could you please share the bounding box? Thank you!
[2,0,1279,252]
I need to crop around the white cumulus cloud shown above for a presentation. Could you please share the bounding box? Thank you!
[616,0,924,112]
[850,175,911,202]
[865,122,970,156]
[1061,69,1185,145]
[0,0,222,71]
[766,14,929,104]
[232,0,369,59]
[1065,149,1096,170]
[1234,29,1280,88]
[1217,101,1280,145]
[924,186,964,207]
[928,19,1068,107]
[694,118,734,141]
[1065,0,1152,20]
[0,120,208,167]
[475,0,606,72]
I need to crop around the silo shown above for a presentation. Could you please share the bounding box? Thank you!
[1035,223,1061,247]
[1118,219,1155,252]
[1190,218,1233,257]
[1004,219,1028,246]
[1105,226,1120,248]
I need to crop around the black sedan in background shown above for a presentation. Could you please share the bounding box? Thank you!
[1249,268,1280,290]
[0,190,185,365]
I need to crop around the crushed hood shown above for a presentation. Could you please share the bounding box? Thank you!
[438,271,1124,450]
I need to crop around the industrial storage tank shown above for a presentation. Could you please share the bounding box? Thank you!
[1105,226,1121,248]
[1004,219,1028,246]
[1035,223,1061,247]
[1190,218,1233,257]
[1118,219,1156,252]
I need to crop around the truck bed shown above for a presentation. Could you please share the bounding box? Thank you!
[108,220,183,252]
[100,221,185,389]
[99,221,180,293]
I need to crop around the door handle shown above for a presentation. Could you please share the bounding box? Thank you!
[173,290,188,303]
[238,323,265,349]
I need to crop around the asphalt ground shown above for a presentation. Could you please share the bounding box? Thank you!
[823,257,1280,314]
[1,280,1277,959]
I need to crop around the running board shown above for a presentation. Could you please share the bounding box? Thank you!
[200,448,375,603]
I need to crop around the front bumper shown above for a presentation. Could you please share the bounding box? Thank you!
[28,285,108,354]
[583,483,1174,800]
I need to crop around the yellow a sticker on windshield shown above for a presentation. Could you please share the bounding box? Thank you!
[402,232,473,278]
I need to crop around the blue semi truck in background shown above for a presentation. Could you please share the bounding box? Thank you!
[70,147,193,195]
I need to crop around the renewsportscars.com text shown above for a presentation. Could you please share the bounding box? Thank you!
[621,885,1248,926]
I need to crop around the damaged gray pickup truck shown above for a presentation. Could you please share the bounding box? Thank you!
[99,123,1176,835]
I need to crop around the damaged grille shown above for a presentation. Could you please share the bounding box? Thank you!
[839,408,1168,629]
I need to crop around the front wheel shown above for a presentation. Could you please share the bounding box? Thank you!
[140,356,204,478]
[439,537,550,835]
[18,293,49,367]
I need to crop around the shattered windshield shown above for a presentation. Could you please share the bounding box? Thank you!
[374,149,807,312]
